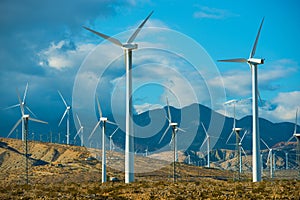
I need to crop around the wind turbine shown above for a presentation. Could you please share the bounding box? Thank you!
[200,122,213,168]
[74,114,84,147]
[287,108,300,174]
[83,11,153,183]
[261,138,273,179]
[159,97,185,182]
[89,96,117,183]
[6,83,37,141]
[8,89,47,184]
[218,18,265,182]
[58,90,71,145]
[109,127,119,151]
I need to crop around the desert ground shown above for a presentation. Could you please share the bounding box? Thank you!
[0,138,299,199]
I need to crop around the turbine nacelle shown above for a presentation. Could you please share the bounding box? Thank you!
[67,106,71,110]
[100,117,108,122]
[233,128,242,132]
[248,58,264,65]
[23,114,30,119]
[170,122,178,127]
[122,43,138,50]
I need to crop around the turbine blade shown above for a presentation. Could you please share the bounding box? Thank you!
[257,89,263,106]
[287,135,295,143]
[96,96,102,118]
[127,11,153,43]
[23,82,29,104]
[3,103,20,110]
[294,108,298,134]
[226,130,235,145]
[110,127,119,137]
[240,130,248,142]
[29,117,48,124]
[241,147,247,158]
[166,97,172,122]
[83,26,123,47]
[107,120,117,126]
[58,108,68,127]
[16,88,24,116]
[58,90,68,108]
[250,17,264,58]
[200,137,208,150]
[218,58,248,63]
[7,118,22,138]
[26,106,37,118]
[201,122,209,137]
[89,121,101,140]
[261,138,270,150]
[177,127,186,132]
[159,126,170,144]
[74,127,82,140]
[266,150,271,165]
[76,114,82,127]
[233,103,236,130]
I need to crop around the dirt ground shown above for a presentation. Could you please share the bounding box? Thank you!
[1,138,300,199]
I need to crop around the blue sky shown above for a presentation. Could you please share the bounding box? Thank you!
[0,0,300,140]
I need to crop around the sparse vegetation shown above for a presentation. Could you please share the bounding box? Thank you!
[1,138,299,199]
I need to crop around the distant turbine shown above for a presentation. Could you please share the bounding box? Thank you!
[83,11,153,183]
[218,18,265,182]
[6,83,37,141]
[287,108,300,174]
[200,122,211,168]
[109,127,119,151]
[8,89,47,184]
[74,114,84,147]
[58,90,71,145]
[159,97,185,182]
[261,138,273,179]
[225,101,244,177]
[89,96,117,183]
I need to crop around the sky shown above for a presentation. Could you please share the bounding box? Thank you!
[0,0,300,141]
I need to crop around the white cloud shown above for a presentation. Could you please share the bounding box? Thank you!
[38,40,96,70]
[134,103,163,114]
[193,6,238,19]
[263,91,300,122]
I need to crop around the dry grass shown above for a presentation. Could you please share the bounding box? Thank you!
[1,137,300,199]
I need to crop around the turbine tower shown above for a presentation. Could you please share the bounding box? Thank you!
[58,90,71,145]
[6,83,37,141]
[74,114,84,147]
[218,18,265,182]
[83,11,153,183]
[89,97,117,183]
[159,97,184,182]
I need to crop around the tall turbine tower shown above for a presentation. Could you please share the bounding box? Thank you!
[58,91,71,145]
[89,97,117,183]
[218,18,265,182]
[83,11,153,183]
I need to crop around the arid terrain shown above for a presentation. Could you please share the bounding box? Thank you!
[0,137,299,199]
